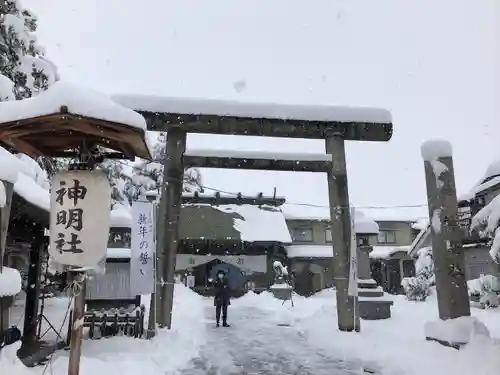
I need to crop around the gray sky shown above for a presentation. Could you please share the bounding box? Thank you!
[25,0,500,220]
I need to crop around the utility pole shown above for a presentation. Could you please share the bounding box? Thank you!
[421,140,470,320]
[157,128,187,328]
[326,132,360,332]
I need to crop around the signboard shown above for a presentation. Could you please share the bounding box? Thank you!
[49,171,110,267]
[130,201,155,295]
[175,254,267,273]
[347,207,358,297]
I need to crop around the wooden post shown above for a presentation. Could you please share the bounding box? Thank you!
[68,272,87,375]
[21,225,43,347]
[157,128,186,328]
[421,140,470,319]
[325,132,360,332]
[0,181,14,332]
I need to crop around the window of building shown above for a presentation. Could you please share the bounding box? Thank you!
[108,228,132,248]
[292,228,313,242]
[377,230,396,244]
[325,229,332,243]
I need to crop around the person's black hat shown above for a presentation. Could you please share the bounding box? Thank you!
[217,270,225,276]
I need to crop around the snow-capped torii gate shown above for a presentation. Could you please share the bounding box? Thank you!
[117,97,393,332]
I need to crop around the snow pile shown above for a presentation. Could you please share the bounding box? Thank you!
[46,284,206,375]
[412,219,428,231]
[468,274,500,309]
[281,204,379,234]
[297,292,500,375]
[0,81,147,130]
[468,274,500,296]
[114,94,392,124]
[369,245,410,260]
[0,342,31,375]
[471,194,500,262]
[420,139,453,161]
[424,316,490,345]
[0,266,22,297]
[110,203,133,227]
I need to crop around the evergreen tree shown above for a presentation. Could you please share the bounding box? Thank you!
[1,1,59,176]
[0,1,56,98]
[117,132,204,203]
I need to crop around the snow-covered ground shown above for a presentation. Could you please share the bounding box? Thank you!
[3,287,500,375]
[4,284,206,375]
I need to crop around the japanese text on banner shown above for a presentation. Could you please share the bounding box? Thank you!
[130,201,155,295]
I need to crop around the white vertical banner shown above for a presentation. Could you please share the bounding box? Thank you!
[347,207,358,297]
[131,201,155,295]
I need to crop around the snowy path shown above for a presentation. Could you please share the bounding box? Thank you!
[175,301,371,375]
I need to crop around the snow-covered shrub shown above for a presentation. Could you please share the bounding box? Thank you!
[471,194,500,263]
[468,274,500,309]
[402,275,431,301]
[402,247,434,301]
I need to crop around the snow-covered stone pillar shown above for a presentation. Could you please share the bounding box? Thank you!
[326,132,360,332]
[421,140,470,320]
[157,127,187,329]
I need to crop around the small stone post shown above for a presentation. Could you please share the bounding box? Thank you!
[326,132,360,332]
[421,139,470,320]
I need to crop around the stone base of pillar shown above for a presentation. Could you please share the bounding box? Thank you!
[357,278,393,320]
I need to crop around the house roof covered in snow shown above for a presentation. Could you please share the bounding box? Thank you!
[460,158,500,201]
[114,202,292,243]
[280,204,379,235]
[369,245,412,260]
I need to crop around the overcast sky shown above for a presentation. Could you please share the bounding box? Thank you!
[25,0,500,220]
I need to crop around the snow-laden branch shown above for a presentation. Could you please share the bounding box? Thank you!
[471,194,500,262]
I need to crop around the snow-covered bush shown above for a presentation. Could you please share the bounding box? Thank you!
[402,247,434,301]
[402,275,431,301]
[468,274,500,309]
[471,194,500,263]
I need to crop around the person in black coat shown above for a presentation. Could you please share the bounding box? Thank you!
[213,270,230,327]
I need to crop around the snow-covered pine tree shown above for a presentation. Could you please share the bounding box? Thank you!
[1,1,60,176]
[0,72,14,101]
[0,0,57,98]
[124,132,204,201]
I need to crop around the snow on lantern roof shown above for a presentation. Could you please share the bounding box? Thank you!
[113,94,393,124]
[0,81,147,130]
[369,245,411,260]
[280,204,379,234]
[0,266,22,297]
[286,245,333,258]
[0,81,151,160]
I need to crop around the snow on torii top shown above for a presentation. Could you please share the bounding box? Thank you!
[0,81,147,131]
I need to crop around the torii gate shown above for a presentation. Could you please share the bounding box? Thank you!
[116,96,393,332]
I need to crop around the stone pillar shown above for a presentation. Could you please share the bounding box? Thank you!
[421,140,470,320]
[325,132,360,332]
[157,128,187,329]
